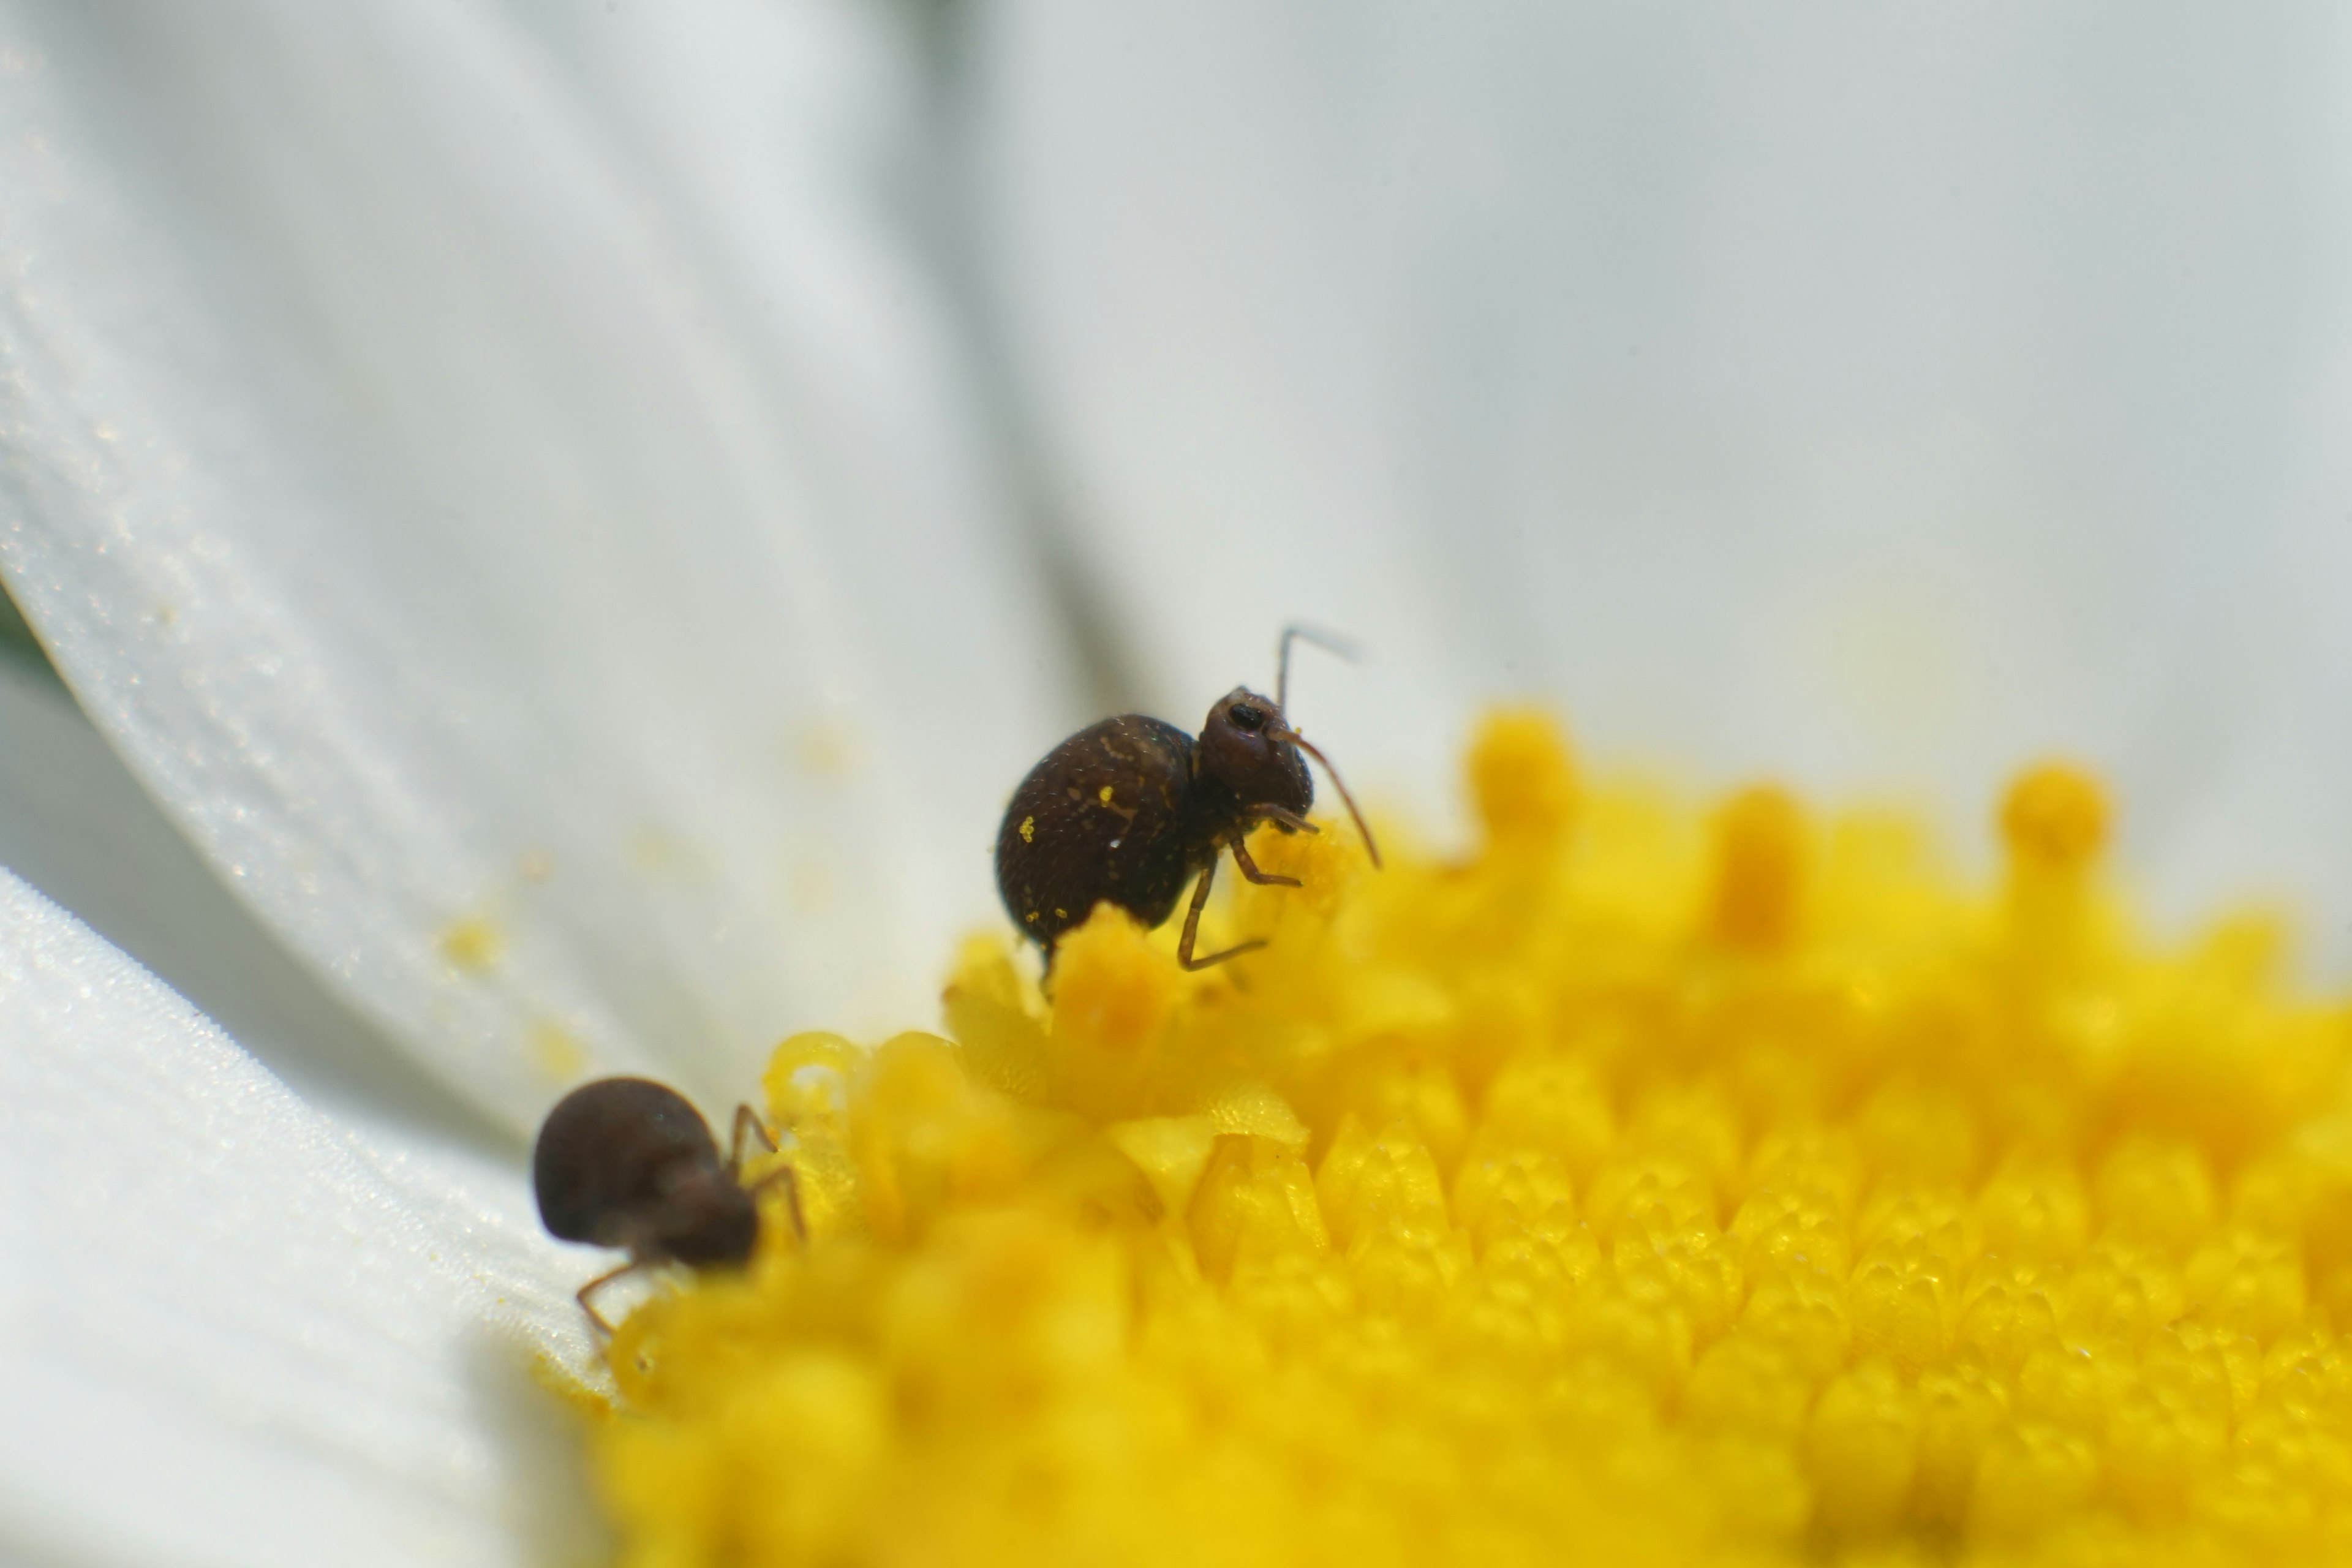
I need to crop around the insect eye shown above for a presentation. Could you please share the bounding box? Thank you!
[1230,703,1267,731]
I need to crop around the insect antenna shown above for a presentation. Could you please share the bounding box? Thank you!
[1276,624,1360,714]
[1271,723,1382,869]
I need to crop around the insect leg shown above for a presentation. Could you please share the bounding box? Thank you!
[731,1102,805,1241]
[1229,837,1302,888]
[1268,726,1382,869]
[577,1259,649,1338]
[728,1103,779,1177]
[1175,861,1213,967]
[746,1162,809,1244]
[1177,856,1268,970]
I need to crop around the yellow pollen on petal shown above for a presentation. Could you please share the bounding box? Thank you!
[576,712,2352,1568]
[439,914,502,972]
[529,1020,586,1080]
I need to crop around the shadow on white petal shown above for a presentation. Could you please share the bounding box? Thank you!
[464,1328,616,1568]
[0,869,599,1568]
[0,661,511,1150]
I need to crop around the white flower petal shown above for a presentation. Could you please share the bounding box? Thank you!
[0,657,507,1140]
[980,4,2352,955]
[0,1,1077,1134]
[0,867,595,1568]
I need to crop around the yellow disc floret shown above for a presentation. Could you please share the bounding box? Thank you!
[2002,762,2110,870]
[582,713,2352,1567]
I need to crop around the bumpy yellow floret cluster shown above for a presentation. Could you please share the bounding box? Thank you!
[584,713,2352,1566]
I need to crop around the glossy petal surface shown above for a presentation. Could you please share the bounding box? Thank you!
[0,869,593,1568]
[0,659,499,1138]
[0,0,1074,1134]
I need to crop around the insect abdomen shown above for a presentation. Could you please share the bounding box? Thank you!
[995,715,1203,949]
[533,1077,720,1246]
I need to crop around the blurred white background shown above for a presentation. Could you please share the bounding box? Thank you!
[3,1,2350,1136]
[974,2,2352,960]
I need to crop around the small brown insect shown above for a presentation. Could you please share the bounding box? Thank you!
[532,1076,805,1335]
[995,627,1381,970]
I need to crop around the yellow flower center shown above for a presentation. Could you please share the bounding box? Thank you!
[578,710,2352,1566]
